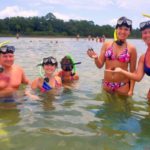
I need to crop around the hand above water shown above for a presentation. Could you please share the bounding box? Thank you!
[105,67,123,73]
[87,48,98,59]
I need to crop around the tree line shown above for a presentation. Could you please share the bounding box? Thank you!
[0,12,141,38]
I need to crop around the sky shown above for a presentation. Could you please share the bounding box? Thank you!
[0,0,150,29]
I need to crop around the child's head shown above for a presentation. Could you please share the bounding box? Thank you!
[60,56,74,72]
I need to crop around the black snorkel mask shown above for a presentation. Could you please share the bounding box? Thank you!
[139,20,150,31]
[37,56,58,67]
[0,45,15,54]
[115,17,132,46]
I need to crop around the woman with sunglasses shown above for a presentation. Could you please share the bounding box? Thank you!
[112,20,150,100]
[87,16,137,96]
[31,56,62,92]
[0,45,30,97]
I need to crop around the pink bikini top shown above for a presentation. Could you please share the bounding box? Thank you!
[105,42,130,63]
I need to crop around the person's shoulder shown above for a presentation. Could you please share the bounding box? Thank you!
[139,54,145,62]
[103,41,112,47]
[54,75,62,86]
[74,73,79,80]
[127,42,136,50]
[55,75,62,82]
[13,64,24,72]
[57,70,63,76]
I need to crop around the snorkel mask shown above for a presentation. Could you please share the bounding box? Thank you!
[139,20,150,31]
[115,17,132,46]
[38,56,58,67]
[0,45,15,54]
[37,56,58,78]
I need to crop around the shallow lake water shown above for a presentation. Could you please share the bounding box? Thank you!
[0,37,150,150]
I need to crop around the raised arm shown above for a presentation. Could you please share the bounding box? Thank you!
[87,42,107,68]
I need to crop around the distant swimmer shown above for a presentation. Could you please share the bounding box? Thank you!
[16,33,19,39]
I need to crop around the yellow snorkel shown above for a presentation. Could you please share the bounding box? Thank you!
[0,41,10,48]
[114,29,117,42]
[142,13,150,18]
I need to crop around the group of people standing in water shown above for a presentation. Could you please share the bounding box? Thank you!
[0,16,150,101]
[87,16,150,100]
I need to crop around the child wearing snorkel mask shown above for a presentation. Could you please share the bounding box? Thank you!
[31,56,62,92]
[58,56,80,82]
[87,16,137,96]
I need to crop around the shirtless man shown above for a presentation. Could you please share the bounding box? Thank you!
[0,45,30,97]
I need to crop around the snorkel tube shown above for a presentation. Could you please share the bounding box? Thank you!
[142,13,150,18]
[0,41,10,47]
[114,29,124,46]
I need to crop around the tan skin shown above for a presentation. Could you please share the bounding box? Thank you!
[113,28,150,100]
[0,53,29,97]
[58,70,79,82]
[87,26,137,96]
[31,64,62,91]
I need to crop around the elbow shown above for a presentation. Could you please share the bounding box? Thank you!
[136,77,143,82]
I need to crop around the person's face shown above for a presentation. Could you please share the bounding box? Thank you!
[141,28,150,46]
[0,53,14,67]
[43,64,56,75]
[116,26,130,41]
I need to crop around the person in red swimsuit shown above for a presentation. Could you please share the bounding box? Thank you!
[87,16,137,96]
[113,20,150,100]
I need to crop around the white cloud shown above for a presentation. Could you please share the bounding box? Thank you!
[116,0,150,10]
[0,6,38,18]
[53,12,86,21]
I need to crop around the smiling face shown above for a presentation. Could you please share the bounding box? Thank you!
[141,28,150,46]
[116,26,130,41]
[43,64,56,75]
[0,53,14,68]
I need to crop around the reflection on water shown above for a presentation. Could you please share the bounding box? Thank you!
[0,37,150,150]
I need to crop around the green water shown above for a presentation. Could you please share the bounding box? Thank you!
[0,37,150,150]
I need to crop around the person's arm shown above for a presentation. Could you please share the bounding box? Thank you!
[31,78,39,90]
[87,42,107,68]
[128,46,137,96]
[115,55,145,81]
[21,68,30,84]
